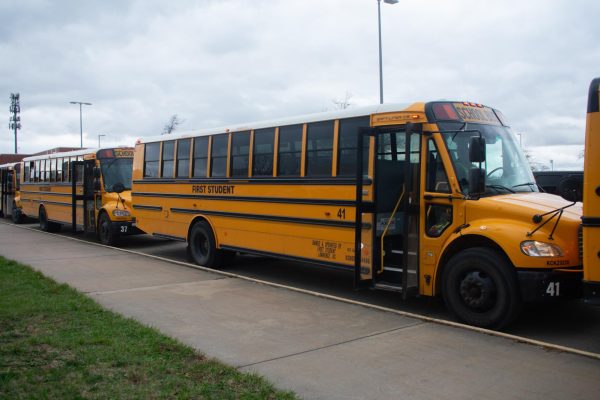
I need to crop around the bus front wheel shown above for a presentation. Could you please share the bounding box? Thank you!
[188,221,222,268]
[39,206,60,233]
[442,247,521,330]
[97,212,118,246]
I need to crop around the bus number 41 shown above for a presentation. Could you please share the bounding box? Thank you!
[546,282,560,297]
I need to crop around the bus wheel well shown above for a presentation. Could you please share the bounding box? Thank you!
[187,216,212,242]
[435,235,512,295]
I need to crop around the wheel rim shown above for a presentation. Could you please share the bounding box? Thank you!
[458,270,497,312]
[196,232,209,258]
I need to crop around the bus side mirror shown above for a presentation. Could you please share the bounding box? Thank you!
[469,167,485,196]
[93,167,101,179]
[469,136,486,163]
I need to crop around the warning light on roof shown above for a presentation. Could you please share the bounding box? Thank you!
[432,103,459,121]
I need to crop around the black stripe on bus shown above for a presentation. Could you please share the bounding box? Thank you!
[29,199,83,208]
[588,77,600,113]
[220,244,353,272]
[132,204,163,211]
[19,190,74,197]
[152,232,186,241]
[581,217,600,227]
[132,192,356,207]
[21,182,78,187]
[134,177,372,186]
[170,207,364,229]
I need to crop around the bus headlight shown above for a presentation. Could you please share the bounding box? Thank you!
[112,209,131,217]
[520,241,563,257]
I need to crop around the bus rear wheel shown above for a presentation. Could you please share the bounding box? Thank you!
[97,212,118,246]
[188,220,223,268]
[442,247,521,330]
[11,203,23,224]
[39,206,60,233]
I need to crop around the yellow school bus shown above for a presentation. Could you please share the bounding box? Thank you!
[0,162,23,223]
[583,77,600,304]
[132,102,583,329]
[20,147,138,244]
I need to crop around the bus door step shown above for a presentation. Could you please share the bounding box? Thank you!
[373,281,404,293]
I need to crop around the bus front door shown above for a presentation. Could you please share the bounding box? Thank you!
[71,160,96,233]
[356,126,421,298]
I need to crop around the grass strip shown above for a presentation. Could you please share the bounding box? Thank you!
[0,257,297,399]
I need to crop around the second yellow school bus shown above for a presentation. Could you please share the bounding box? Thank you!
[132,102,583,329]
[20,147,138,244]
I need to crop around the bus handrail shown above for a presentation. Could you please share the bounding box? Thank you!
[379,184,405,274]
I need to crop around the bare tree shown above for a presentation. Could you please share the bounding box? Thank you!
[162,114,183,135]
[332,91,353,110]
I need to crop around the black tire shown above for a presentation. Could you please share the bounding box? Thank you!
[11,203,23,224]
[97,212,118,246]
[39,206,60,233]
[442,247,522,330]
[187,221,222,268]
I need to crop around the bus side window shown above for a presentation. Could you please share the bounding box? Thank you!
[50,158,56,182]
[24,163,30,182]
[56,158,63,182]
[193,137,209,178]
[76,156,84,183]
[278,124,302,177]
[426,139,450,193]
[40,160,47,182]
[306,120,334,177]
[338,117,370,177]
[252,128,274,177]
[144,143,160,178]
[176,139,191,178]
[211,134,228,178]
[34,160,39,182]
[62,159,69,182]
[161,140,175,178]
[231,131,250,178]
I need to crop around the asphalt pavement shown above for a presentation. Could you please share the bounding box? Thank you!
[1,222,599,400]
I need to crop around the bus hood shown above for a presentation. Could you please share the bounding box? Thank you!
[478,192,582,222]
[464,193,582,266]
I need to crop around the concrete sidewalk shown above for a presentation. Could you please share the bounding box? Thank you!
[1,222,599,400]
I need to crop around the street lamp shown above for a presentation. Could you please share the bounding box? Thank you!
[98,134,106,148]
[69,101,92,148]
[377,0,398,104]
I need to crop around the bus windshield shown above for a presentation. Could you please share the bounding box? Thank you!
[100,158,133,192]
[439,121,535,196]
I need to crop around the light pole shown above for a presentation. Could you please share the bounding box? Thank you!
[550,159,554,171]
[377,0,398,104]
[70,101,92,148]
[98,134,106,148]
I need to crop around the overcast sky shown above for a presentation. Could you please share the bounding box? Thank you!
[1,0,598,169]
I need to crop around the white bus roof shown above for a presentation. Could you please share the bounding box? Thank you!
[23,148,100,162]
[140,103,414,144]
[0,162,18,169]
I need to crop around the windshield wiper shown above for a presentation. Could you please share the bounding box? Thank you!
[486,184,515,194]
[512,182,544,192]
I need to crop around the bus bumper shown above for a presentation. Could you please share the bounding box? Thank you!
[111,221,143,236]
[583,281,600,305]
[517,270,582,302]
